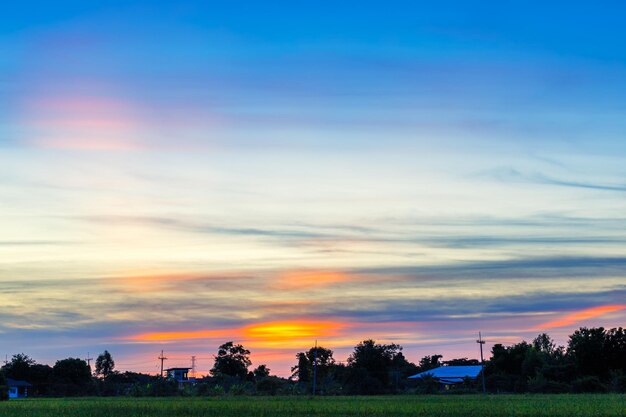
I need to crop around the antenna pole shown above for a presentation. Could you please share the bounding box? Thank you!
[159,350,168,378]
[476,332,486,394]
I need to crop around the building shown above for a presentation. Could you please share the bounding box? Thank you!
[7,378,32,399]
[165,367,194,388]
[408,365,483,385]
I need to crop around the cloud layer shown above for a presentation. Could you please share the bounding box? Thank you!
[1,1,626,375]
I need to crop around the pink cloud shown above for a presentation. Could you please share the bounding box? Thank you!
[21,95,147,150]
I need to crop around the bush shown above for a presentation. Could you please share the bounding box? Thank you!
[413,376,440,394]
[0,372,7,401]
[256,376,285,396]
[209,385,225,396]
[145,380,179,397]
[527,374,569,393]
[571,376,607,393]
[609,372,626,393]
[228,383,248,396]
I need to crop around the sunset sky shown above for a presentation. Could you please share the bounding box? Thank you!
[1,1,626,376]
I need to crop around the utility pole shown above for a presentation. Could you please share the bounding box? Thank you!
[476,332,486,394]
[159,350,167,378]
[191,356,196,379]
[85,352,93,368]
[312,340,318,396]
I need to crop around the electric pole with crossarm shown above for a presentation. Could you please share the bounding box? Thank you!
[159,350,167,378]
[476,332,486,394]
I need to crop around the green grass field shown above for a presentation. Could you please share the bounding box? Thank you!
[1,395,625,417]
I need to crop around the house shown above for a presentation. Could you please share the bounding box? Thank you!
[165,367,194,388]
[7,378,32,399]
[408,365,483,385]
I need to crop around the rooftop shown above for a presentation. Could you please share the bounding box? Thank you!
[408,365,483,384]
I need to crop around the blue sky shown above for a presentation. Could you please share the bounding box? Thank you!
[1,1,625,375]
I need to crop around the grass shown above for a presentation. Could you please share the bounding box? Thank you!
[1,394,625,417]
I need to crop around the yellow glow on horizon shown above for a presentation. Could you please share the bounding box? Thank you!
[125,320,347,348]
[243,320,345,347]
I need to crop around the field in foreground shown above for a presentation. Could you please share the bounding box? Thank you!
[1,395,625,417]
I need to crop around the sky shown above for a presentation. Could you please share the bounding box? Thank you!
[1,1,625,376]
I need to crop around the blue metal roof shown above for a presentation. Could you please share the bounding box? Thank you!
[7,378,32,387]
[408,365,482,384]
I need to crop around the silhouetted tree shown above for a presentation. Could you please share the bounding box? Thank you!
[605,327,626,373]
[210,342,251,379]
[291,346,335,383]
[0,371,8,401]
[443,358,480,366]
[533,333,558,355]
[390,351,418,392]
[292,352,310,382]
[253,364,270,379]
[53,358,92,396]
[567,327,608,378]
[28,364,54,396]
[2,354,35,381]
[346,339,404,394]
[95,350,115,379]
[486,341,536,392]
[418,354,443,371]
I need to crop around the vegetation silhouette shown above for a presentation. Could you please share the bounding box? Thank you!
[1,326,625,398]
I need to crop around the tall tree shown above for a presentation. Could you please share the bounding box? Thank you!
[95,350,115,379]
[53,358,92,396]
[292,352,310,382]
[291,346,335,382]
[210,342,251,378]
[346,339,404,393]
[605,327,626,373]
[533,333,558,356]
[567,327,608,378]
[2,353,35,381]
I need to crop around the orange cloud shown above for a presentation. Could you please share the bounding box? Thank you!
[126,328,240,342]
[273,270,353,290]
[533,305,626,330]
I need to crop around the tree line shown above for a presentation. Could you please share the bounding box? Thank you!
[1,326,624,398]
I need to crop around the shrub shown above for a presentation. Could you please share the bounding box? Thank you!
[528,374,569,393]
[414,375,440,394]
[609,372,626,393]
[571,376,607,393]
[0,372,7,401]
[209,385,225,396]
[256,376,285,396]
